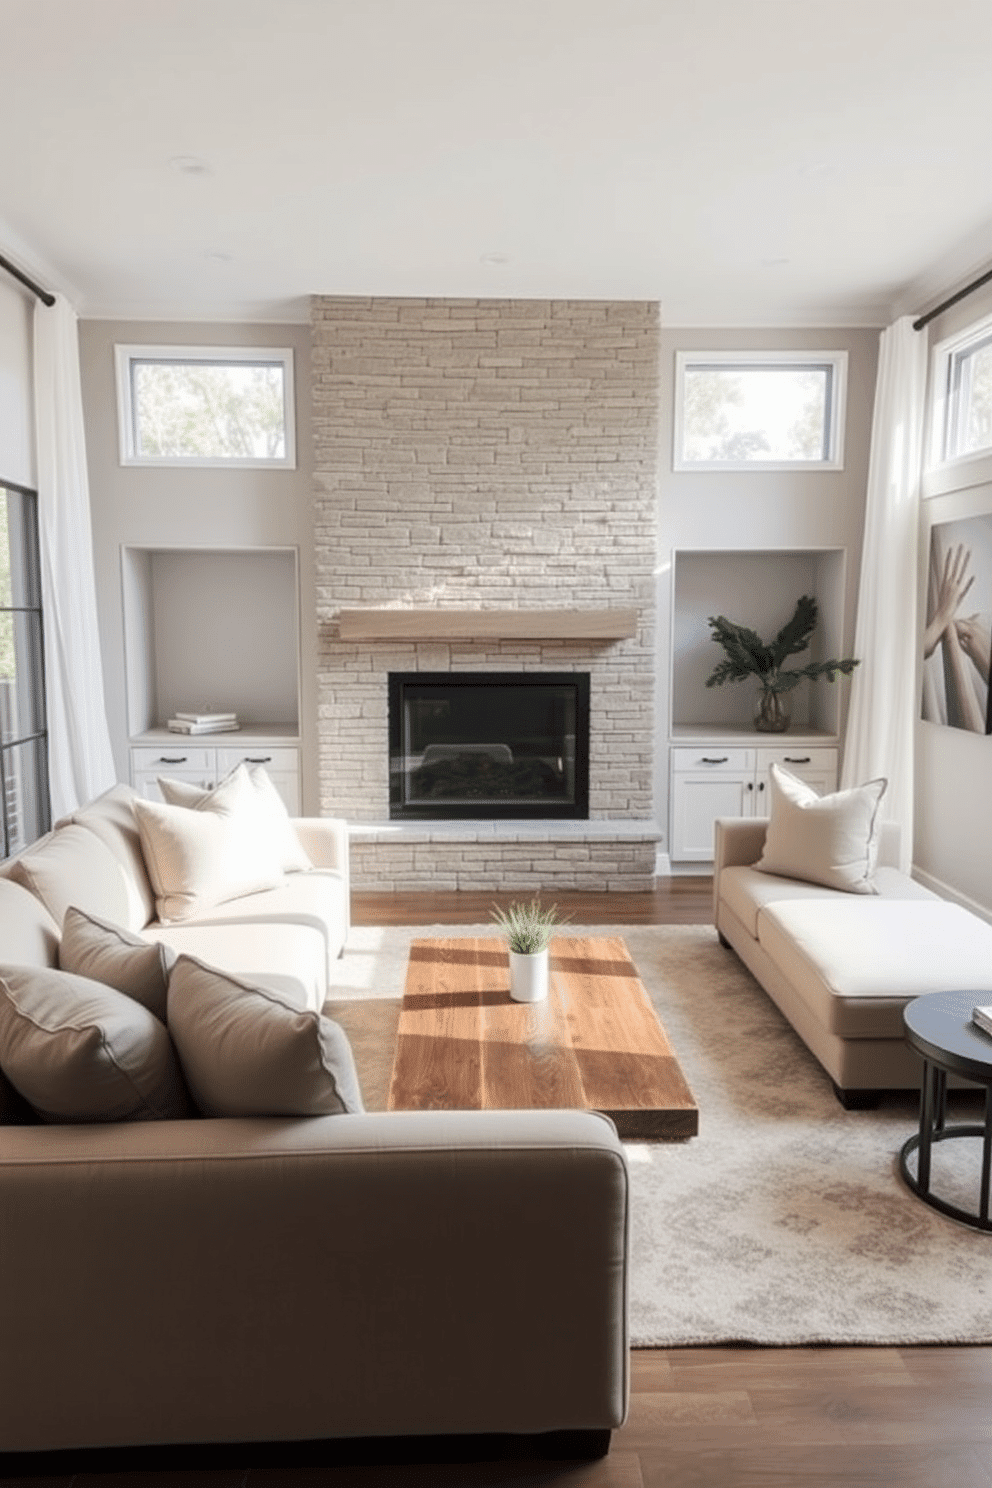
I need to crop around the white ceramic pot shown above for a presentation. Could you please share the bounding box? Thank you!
[508,948,550,1003]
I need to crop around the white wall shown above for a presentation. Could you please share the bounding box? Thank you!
[914,278,992,918]
[77,320,319,812]
[655,326,880,858]
[0,280,35,490]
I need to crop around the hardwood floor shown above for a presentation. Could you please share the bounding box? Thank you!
[6,884,989,1487]
[351,877,715,927]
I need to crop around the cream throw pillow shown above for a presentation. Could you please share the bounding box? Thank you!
[755,764,887,895]
[133,766,284,923]
[158,764,311,873]
[167,955,364,1118]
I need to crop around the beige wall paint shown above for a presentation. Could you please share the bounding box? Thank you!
[915,278,992,917]
[655,326,879,857]
[76,319,319,811]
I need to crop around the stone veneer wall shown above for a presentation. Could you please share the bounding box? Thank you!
[311,296,659,890]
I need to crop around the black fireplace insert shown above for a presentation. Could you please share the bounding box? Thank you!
[388,672,590,820]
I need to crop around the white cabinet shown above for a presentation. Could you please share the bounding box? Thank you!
[131,738,301,815]
[670,743,837,863]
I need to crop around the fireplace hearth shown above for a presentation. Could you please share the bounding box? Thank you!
[389,672,590,820]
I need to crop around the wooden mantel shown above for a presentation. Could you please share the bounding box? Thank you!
[337,607,639,642]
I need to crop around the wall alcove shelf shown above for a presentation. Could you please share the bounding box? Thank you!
[337,607,639,642]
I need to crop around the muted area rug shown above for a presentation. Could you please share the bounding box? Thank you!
[325,922,992,1347]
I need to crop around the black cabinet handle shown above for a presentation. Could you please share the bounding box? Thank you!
[244,756,273,764]
[758,780,765,791]
[701,756,729,764]
[746,781,753,791]
[784,756,812,764]
[158,756,188,765]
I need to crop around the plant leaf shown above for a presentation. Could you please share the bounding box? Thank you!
[769,596,818,669]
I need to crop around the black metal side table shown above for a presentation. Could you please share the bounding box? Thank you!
[900,990,992,1232]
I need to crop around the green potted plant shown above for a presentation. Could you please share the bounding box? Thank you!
[706,595,859,733]
[490,899,571,1003]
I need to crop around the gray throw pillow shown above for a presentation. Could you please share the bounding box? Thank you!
[59,906,175,1023]
[167,954,364,1118]
[0,965,190,1123]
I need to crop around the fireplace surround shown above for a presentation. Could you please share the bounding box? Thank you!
[312,295,660,890]
[389,672,590,820]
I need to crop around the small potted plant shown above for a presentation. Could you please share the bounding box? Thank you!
[490,899,571,1003]
[706,595,859,733]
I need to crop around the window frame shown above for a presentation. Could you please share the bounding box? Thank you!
[114,344,297,470]
[0,480,50,860]
[673,350,848,473]
[928,311,992,473]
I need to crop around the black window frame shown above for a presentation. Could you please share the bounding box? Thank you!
[0,480,50,858]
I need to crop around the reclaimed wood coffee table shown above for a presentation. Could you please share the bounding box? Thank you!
[387,935,698,1139]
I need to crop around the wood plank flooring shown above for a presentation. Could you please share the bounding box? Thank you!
[7,883,990,1487]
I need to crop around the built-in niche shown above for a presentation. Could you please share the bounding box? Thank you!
[122,546,301,738]
[671,548,847,738]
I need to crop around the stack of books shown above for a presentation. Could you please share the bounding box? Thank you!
[167,710,241,736]
[973,1005,992,1038]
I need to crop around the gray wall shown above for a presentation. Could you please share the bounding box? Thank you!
[77,319,320,812]
[655,326,880,858]
[914,279,992,917]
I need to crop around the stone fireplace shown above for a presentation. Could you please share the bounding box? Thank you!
[311,296,660,891]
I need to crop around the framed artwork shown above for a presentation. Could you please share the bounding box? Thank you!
[921,512,992,734]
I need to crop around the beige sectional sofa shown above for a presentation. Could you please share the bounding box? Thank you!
[714,815,992,1106]
[0,783,630,1462]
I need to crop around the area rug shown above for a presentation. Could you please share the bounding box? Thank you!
[325,923,992,1347]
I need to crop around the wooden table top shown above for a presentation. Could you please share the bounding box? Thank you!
[387,935,698,1139]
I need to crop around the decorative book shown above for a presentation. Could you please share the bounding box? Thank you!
[167,718,241,735]
[174,710,238,725]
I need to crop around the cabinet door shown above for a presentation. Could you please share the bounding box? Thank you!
[670,772,756,861]
[756,747,838,804]
[132,770,216,802]
[216,747,300,815]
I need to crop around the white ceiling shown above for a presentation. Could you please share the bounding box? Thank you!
[2,0,992,325]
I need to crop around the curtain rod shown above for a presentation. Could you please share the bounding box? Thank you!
[913,264,992,332]
[0,251,55,307]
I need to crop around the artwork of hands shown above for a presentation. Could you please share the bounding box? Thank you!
[924,542,991,732]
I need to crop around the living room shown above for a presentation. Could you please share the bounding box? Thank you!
[3,2,992,1484]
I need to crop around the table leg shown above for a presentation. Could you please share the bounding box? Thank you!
[981,1086,992,1225]
[934,1066,947,1132]
[918,1059,934,1194]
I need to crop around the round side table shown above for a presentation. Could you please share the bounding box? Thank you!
[900,990,992,1232]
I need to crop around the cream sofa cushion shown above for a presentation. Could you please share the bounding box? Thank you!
[60,785,157,930]
[0,965,189,1122]
[159,765,311,873]
[722,863,939,940]
[142,918,327,1012]
[9,824,136,929]
[757,898,992,1038]
[0,877,60,967]
[167,955,364,1117]
[756,765,887,895]
[133,766,285,923]
[59,907,175,1023]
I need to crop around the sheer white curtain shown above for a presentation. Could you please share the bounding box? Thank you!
[34,293,116,819]
[840,316,928,871]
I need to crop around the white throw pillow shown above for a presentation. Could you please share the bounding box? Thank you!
[755,764,887,895]
[158,764,311,873]
[133,766,285,923]
[167,954,364,1117]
